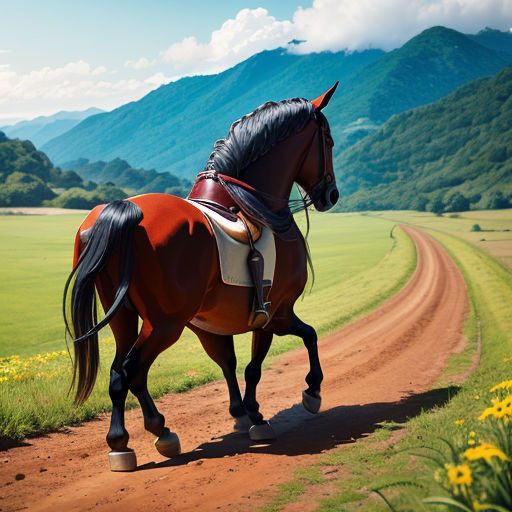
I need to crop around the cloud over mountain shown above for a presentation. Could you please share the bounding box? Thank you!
[2,0,511,120]
[160,8,293,76]
[291,0,512,53]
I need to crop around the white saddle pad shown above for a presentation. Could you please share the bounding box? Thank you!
[186,200,276,287]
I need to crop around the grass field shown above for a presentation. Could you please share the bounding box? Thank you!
[261,209,512,511]
[0,210,415,439]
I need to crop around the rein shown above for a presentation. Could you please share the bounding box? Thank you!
[190,114,332,240]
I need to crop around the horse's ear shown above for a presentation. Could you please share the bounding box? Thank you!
[311,81,339,111]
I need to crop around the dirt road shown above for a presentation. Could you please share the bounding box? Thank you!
[0,226,469,511]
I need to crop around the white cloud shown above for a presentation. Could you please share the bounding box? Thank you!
[125,57,156,70]
[0,61,158,119]
[160,7,293,75]
[4,1,512,120]
[290,0,512,53]
[144,72,173,86]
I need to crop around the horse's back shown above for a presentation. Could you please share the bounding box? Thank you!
[80,193,218,323]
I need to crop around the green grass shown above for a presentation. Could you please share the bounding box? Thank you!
[0,211,415,439]
[258,210,512,511]
[0,213,88,357]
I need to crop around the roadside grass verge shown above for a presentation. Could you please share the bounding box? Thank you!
[258,211,512,511]
[0,213,415,440]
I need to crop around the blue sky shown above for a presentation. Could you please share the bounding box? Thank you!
[1,0,511,123]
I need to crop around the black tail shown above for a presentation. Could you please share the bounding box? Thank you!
[63,199,143,405]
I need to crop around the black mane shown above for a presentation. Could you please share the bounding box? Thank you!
[204,97,315,177]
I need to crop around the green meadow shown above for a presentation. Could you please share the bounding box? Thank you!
[261,209,512,511]
[0,210,415,439]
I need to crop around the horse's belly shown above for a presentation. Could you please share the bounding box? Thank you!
[190,283,254,335]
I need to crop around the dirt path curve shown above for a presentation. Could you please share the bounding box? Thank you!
[1,226,469,512]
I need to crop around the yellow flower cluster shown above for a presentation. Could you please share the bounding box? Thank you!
[478,395,512,420]
[445,463,472,486]
[0,350,67,383]
[425,372,512,511]
[489,379,512,392]
[464,442,509,464]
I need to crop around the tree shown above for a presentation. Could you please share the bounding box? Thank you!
[429,194,445,214]
[444,191,470,212]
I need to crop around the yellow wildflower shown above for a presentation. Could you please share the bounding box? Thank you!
[474,395,480,400]
[473,501,492,511]
[464,443,509,464]
[503,357,511,363]
[454,419,465,425]
[479,397,507,420]
[468,439,476,445]
[490,380,512,392]
[469,431,476,437]
[502,395,512,415]
[446,463,472,486]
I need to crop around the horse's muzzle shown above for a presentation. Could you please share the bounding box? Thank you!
[314,183,339,212]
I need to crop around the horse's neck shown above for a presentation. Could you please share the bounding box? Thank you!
[240,121,317,211]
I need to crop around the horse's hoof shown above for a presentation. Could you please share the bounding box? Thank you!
[302,390,321,414]
[249,422,276,442]
[108,449,137,471]
[155,428,181,458]
[234,415,253,433]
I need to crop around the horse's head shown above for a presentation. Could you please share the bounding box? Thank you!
[295,83,339,212]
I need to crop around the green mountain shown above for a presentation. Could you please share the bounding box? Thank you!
[42,46,382,176]
[0,130,191,208]
[334,66,512,212]
[2,108,103,148]
[64,157,192,197]
[42,27,511,179]
[467,27,512,56]
[0,131,88,206]
[327,26,511,150]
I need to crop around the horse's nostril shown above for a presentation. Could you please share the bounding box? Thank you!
[330,188,339,206]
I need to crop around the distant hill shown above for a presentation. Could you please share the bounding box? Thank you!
[0,133,189,208]
[41,48,384,175]
[0,131,96,207]
[327,26,511,147]
[334,66,512,212]
[64,157,192,197]
[42,27,511,179]
[2,107,103,148]
[467,27,512,56]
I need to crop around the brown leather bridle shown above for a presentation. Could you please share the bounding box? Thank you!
[298,114,338,212]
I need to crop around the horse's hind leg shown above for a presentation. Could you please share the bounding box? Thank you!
[103,305,139,470]
[123,320,184,458]
[188,326,251,432]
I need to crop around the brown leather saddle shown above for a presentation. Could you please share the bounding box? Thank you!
[188,171,271,328]
[188,171,262,244]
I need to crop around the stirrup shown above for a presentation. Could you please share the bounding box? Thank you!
[250,306,270,330]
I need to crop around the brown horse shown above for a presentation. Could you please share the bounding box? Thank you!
[64,83,339,470]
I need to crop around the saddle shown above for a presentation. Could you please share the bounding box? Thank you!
[188,172,261,244]
[188,172,272,328]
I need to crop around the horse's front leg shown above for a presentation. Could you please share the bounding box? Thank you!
[289,312,323,413]
[242,330,276,441]
[188,325,251,432]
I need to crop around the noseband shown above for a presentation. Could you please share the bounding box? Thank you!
[300,114,338,210]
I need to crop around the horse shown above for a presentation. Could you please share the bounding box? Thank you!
[63,83,339,471]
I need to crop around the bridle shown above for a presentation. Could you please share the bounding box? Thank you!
[191,110,338,213]
[297,113,338,212]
